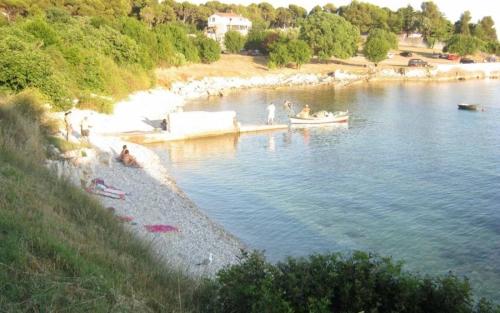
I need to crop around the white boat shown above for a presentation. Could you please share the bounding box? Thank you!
[290,111,349,125]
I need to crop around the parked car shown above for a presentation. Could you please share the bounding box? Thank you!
[408,58,428,67]
[400,51,413,57]
[249,49,262,56]
[447,54,460,61]
[439,53,449,59]
[484,55,497,63]
[460,58,475,64]
[431,52,442,59]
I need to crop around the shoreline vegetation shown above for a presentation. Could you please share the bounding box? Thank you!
[2,0,500,311]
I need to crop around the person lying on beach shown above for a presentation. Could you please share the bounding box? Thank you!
[122,149,141,168]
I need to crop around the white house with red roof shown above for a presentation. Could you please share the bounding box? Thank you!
[206,12,252,44]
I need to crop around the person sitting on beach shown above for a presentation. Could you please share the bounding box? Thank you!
[122,149,141,168]
[119,145,127,160]
[160,118,168,131]
[297,104,311,118]
[80,116,90,139]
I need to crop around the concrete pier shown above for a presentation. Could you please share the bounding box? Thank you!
[117,123,289,144]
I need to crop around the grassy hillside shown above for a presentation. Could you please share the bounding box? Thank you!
[0,91,205,312]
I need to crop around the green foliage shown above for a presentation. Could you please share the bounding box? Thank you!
[455,11,472,36]
[205,251,497,313]
[300,12,360,60]
[158,23,200,62]
[23,18,59,46]
[77,94,114,114]
[338,0,389,33]
[208,251,291,313]
[363,28,398,63]
[194,36,221,63]
[245,27,267,51]
[472,17,497,42]
[0,31,71,110]
[268,40,291,68]
[446,34,484,56]
[0,10,208,109]
[419,2,453,47]
[287,39,311,68]
[224,30,246,53]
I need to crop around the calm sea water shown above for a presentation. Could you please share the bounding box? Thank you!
[153,80,500,301]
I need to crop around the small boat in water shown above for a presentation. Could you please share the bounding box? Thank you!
[290,110,349,125]
[458,104,478,111]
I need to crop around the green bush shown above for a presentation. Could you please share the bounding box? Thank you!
[224,30,246,53]
[194,36,221,63]
[0,36,71,110]
[204,251,499,313]
[287,39,311,68]
[157,24,200,62]
[268,41,291,68]
[363,28,398,63]
[268,39,311,69]
[300,11,360,60]
[77,94,114,114]
[445,34,484,56]
[23,18,59,46]
[245,27,267,51]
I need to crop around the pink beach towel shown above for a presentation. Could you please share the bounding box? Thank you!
[144,224,179,233]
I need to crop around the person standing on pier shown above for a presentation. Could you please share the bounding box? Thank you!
[266,102,276,125]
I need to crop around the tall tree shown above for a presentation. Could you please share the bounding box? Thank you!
[419,1,451,47]
[398,5,418,35]
[288,4,306,26]
[472,16,497,41]
[455,11,472,36]
[300,11,360,60]
[338,1,388,33]
[363,28,398,63]
[273,7,292,28]
[309,5,322,16]
[258,2,276,24]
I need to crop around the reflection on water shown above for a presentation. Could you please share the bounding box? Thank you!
[154,80,500,302]
[151,134,239,163]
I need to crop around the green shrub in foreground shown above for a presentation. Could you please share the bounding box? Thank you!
[205,251,500,313]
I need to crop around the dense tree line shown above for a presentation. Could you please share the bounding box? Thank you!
[0,0,498,110]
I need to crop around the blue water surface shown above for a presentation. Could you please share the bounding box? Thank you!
[153,80,500,301]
